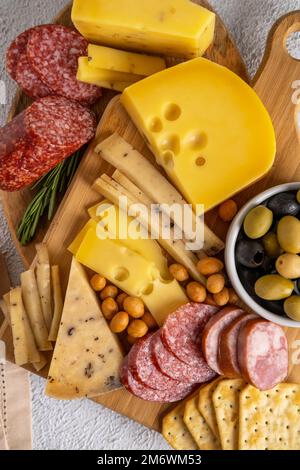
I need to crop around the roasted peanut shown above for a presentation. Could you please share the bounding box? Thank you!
[228,288,239,305]
[127,319,149,338]
[197,257,224,276]
[100,285,119,300]
[124,296,145,318]
[101,297,119,321]
[204,293,217,306]
[218,200,238,222]
[213,287,230,306]
[186,282,206,303]
[110,311,129,333]
[169,263,189,282]
[207,274,225,294]
[116,293,128,309]
[90,274,106,292]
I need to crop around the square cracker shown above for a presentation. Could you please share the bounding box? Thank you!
[198,378,222,438]
[213,379,246,450]
[239,383,300,450]
[184,396,221,450]
[163,401,198,450]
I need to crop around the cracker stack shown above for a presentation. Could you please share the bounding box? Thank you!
[162,380,300,450]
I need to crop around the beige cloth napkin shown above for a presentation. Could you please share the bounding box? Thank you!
[0,359,32,450]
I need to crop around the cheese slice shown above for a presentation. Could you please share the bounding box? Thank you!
[9,288,30,366]
[36,244,52,331]
[78,57,143,82]
[87,44,166,76]
[75,227,187,325]
[72,0,215,58]
[46,258,124,399]
[121,58,276,213]
[77,57,135,92]
[87,201,170,280]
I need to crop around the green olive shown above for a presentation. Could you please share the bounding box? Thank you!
[255,274,294,301]
[243,206,273,239]
[277,216,300,254]
[297,190,300,204]
[263,232,282,257]
[284,296,300,321]
[276,253,300,279]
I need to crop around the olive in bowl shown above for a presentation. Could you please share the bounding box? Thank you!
[225,183,300,328]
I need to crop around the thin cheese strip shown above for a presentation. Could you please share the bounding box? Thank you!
[21,270,52,351]
[95,133,224,256]
[36,244,52,330]
[48,266,64,342]
[93,175,205,284]
[9,288,29,366]
[46,258,124,399]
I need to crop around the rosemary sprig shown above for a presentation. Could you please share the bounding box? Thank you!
[17,148,84,246]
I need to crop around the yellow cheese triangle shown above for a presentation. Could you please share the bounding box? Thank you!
[45,258,124,399]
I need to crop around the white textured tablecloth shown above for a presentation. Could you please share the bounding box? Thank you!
[0,0,299,451]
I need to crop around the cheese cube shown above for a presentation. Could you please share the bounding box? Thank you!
[88,45,166,76]
[46,258,124,399]
[72,0,216,58]
[77,57,138,92]
[121,58,276,213]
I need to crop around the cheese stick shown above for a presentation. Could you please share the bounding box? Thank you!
[48,266,63,342]
[95,133,224,256]
[93,175,206,285]
[9,288,29,366]
[21,270,52,351]
[36,244,52,330]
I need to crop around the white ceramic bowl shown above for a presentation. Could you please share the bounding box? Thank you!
[225,182,300,328]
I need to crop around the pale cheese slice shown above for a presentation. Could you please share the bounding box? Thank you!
[45,258,124,399]
[9,288,29,366]
[36,244,53,331]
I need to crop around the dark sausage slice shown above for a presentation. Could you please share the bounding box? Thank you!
[161,303,218,368]
[202,306,244,375]
[151,331,216,384]
[218,313,258,378]
[120,358,195,403]
[237,319,288,391]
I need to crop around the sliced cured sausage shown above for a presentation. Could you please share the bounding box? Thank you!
[218,312,258,378]
[161,303,218,368]
[120,358,194,403]
[0,96,96,191]
[6,28,34,80]
[202,306,244,375]
[151,331,216,384]
[237,319,288,391]
[16,54,52,99]
[128,333,181,390]
[27,25,102,106]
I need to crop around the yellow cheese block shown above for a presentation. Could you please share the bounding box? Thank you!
[77,58,134,92]
[75,227,187,325]
[72,0,215,58]
[46,258,124,399]
[87,201,170,280]
[88,44,166,76]
[79,57,143,82]
[121,58,276,213]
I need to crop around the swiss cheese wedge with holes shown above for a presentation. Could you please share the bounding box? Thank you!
[184,395,221,450]
[239,384,300,450]
[46,258,124,399]
[213,379,246,450]
[121,58,276,213]
[162,401,197,450]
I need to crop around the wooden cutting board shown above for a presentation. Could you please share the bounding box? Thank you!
[3,3,300,431]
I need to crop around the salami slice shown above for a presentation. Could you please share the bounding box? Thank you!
[202,306,244,375]
[6,28,34,80]
[0,112,26,158]
[218,313,258,378]
[128,333,181,390]
[161,303,218,368]
[27,25,102,106]
[16,54,52,99]
[120,358,194,403]
[151,331,216,384]
[237,319,288,391]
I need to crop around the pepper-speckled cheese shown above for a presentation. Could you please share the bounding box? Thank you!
[45,258,124,399]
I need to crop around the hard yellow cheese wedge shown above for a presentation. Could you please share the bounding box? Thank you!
[88,44,166,76]
[121,58,276,213]
[77,57,137,92]
[46,258,124,399]
[75,227,187,325]
[72,0,215,58]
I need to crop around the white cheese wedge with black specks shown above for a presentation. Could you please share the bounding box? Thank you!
[45,258,124,399]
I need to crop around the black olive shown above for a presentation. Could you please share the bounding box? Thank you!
[236,239,265,268]
[261,257,277,274]
[267,192,300,217]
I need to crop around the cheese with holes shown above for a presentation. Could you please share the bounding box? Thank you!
[121,58,276,213]
[75,227,187,325]
[72,0,215,58]
[46,258,123,399]
[87,45,166,76]
[77,57,135,92]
